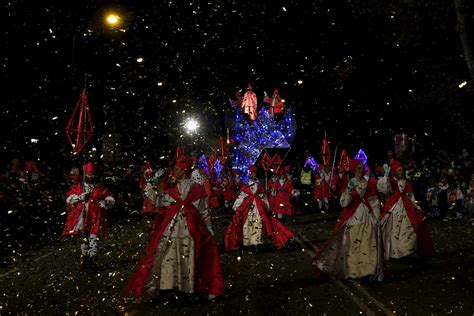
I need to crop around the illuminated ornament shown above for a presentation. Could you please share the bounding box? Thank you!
[259,152,272,171]
[214,160,223,176]
[65,88,94,155]
[339,149,351,172]
[270,152,282,171]
[175,145,183,159]
[354,148,368,165]
[208,154,216,172]
[320,137,331,166]
[304,156,318,171]
[198,154,209,174]
[216,136,228,164]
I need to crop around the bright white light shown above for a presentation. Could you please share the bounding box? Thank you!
[136,57,143,63]
[157,82,163,86]
[30,138,39,143]
[185,119,199,133]
[297,80,303,84]
[459,81,467,88]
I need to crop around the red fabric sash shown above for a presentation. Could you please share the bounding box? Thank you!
[127,181,224,297]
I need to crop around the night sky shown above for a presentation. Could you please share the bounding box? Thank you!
[2,0,473,166]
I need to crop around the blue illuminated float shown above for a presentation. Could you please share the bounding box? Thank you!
[229,106,297,182]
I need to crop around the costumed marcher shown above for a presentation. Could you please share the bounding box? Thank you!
[314,159,384,281]
[224,165,294,252]
[62,162,115,271]
[313,171,331,212]
[263,88,284,121]
[241,83,257,122]
[69,167,81,185]
[140,162,157,214]
[378,160,434,260]
[190,165,216,235]
[126,155,224,299]
[221,169,239,209]
[268,166,298,222]
[330,165,349,202]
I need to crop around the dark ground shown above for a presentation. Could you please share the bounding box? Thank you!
[1,207,473,315]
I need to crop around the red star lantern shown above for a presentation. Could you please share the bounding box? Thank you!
[320,137,332,166]
[259,152,272,171]
[65,88,94,155]
[339,149,351,172]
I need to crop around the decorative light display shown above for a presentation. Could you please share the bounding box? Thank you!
[230,107,297,183]
[354,148,368,165]
[339,149,351,171]
[304,156,318,171]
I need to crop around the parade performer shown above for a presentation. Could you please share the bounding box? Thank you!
[62,162,115,271]
[313,172,331,212]
[224,165,294,252]
[263,88,284,120]
[127,155,224,299]
[222,169,239,209]
[140,162,157,214]
[268,166,298,221]
[314,159,384,281]
[377,160,434,261]
[190,164,216,235]
[241,83,257,122]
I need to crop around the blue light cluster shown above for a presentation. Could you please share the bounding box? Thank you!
[230,107,297,182]
[354,148,368,165]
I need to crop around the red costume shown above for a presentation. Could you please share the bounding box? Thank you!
[263,88,284,118]
[127,156,224,297]
[313,174,331,201]
[62,164,114,237]
[224,176,294,251]
[268,168,295,216]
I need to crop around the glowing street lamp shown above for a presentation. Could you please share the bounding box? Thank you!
[184,118,199,134]
[105,13,121,28]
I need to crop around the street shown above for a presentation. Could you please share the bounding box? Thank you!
[1,209,473,315]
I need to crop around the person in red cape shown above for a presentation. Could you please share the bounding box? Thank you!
[313,171,331,212]
[224,165,294,252]
[126,155,224,300]
[268,166,298,222]
[314,159,384,281]
[330,165,349,201]
[263,88,285,121]
[62,162,115,271]
[377,160,434,261]
[221,169,240,209]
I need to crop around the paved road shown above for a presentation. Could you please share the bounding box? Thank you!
[1,210,473,315]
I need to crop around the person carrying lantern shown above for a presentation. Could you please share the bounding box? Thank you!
[62,162,115,271]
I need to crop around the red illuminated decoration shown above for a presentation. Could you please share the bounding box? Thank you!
[216,136,229,164]
[320,136,332,166]
[65,88,94,155]
[208,154,216,172]
[259,152,272,171]
[339,149,351,172]
[270,152,283,172]
[175,145,183,160]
